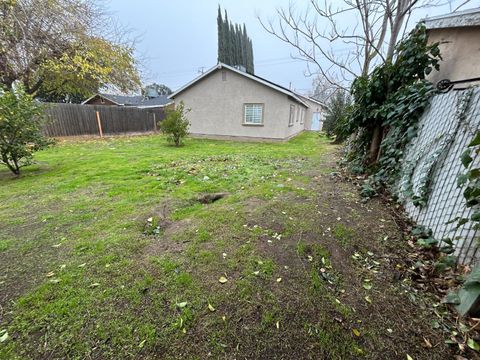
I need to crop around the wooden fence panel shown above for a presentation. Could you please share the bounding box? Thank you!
[42,103,166,137]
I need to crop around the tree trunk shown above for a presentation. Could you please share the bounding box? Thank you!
[368,125,383,164]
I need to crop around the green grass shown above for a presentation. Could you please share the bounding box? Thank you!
[0,132,449,359]
[0,133,335,358]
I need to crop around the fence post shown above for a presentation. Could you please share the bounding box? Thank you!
[96,111,104,138]
[153,113,157,132]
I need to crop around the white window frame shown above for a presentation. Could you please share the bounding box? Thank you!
[296,107,300,122]
[289,105,295,126]
[300,108,305,125]
[243,103,264,125]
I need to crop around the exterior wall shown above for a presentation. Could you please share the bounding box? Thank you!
[302,98,326,130]
[85,96,118,106]
[173,69,306,140]
[427,26,480,87]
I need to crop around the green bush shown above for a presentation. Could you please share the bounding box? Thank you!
[0,87,52,175]
[159,102,190,147]
[323,90,351,143]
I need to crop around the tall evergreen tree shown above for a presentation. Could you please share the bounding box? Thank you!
[217,6,225,63]
[216,7,255,74]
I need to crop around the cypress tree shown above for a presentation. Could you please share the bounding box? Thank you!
[217,6,224,63]
[224,10,231,64]
[217,7,254,74]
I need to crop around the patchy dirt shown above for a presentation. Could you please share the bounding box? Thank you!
[148,152,461,359]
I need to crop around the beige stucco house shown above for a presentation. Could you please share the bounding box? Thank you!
[168,63,326,141]
[424,8,480,89]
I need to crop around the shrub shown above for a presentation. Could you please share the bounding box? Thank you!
[159,102,190,147]
[0,87,52,175]
[323,90,351,143]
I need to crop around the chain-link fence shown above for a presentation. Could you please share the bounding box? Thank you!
[396,86,480,264]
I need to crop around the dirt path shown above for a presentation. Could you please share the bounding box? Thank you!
[140,150,454,359]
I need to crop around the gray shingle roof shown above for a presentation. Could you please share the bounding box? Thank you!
[86,93,173,107]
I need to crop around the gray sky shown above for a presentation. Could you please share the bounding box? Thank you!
[107,0,479,95]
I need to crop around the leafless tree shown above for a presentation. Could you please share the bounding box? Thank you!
[258,0,472,90]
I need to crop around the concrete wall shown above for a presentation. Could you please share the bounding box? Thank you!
[173,69,307,140]
[427,26,480,87]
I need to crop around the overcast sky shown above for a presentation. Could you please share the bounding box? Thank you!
[107,0,480,95]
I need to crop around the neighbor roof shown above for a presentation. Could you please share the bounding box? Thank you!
[423,7,480,29]
[169,63,308,107]
[82,93,173,107]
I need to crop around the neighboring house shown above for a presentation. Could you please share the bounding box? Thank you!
[424,8,480,89]
[82,93,174,109]
[168,63,326,141]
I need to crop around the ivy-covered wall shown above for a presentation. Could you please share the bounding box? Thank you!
[398,87,480,264]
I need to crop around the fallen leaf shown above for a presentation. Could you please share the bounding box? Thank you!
[0,330,8,343]
[176,302,188,308]
[78,263,87,268]
[208,303,215,312]
[365,296,372,304]
[406,355,413,360]
[253,271,260,276]
[147,217,153,223]
[46,271,55,278]
[467,338,480,351]
[89,283,100,288]
[387,328,393,333]
[363,283,372,290]
[218,276,228,284]
[222,316,226,321]
[423,337,432,348]
[352,328,361,337]
[276,321,280,329]
[139,339,146,348]
[276,277,282,283]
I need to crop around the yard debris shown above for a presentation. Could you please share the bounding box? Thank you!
[89,283,100,288]
[176,302,187,308]
[208,303,215,312]
[218,276,228,284]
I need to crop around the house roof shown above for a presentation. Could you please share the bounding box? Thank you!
[82,93,173,107]
[169,63,308,107]
[423,7,480,29]
[295,93,328,108]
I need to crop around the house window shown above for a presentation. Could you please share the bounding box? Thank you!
[222,71,227,81]
[244,104,264,125]
[300,108,304,125]
[296,107,300,122]
[289,105,295,126]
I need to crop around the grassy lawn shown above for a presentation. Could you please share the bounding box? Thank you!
[0,133,451,359]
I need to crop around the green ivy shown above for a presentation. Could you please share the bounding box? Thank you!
[345,24,441,197]
[457,130,480,230]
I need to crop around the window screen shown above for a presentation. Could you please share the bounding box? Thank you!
[244,104,264,124]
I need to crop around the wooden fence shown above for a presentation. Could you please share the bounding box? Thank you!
[42,103,166,137]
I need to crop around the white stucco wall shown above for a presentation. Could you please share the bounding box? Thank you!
[301,98,327,131]
[172,69,307,140]
[427,26,480,86]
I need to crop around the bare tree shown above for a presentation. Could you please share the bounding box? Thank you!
[259,0,470,163]
[258,0,469,90]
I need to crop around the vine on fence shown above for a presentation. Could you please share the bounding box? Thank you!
[344,24,441,198]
